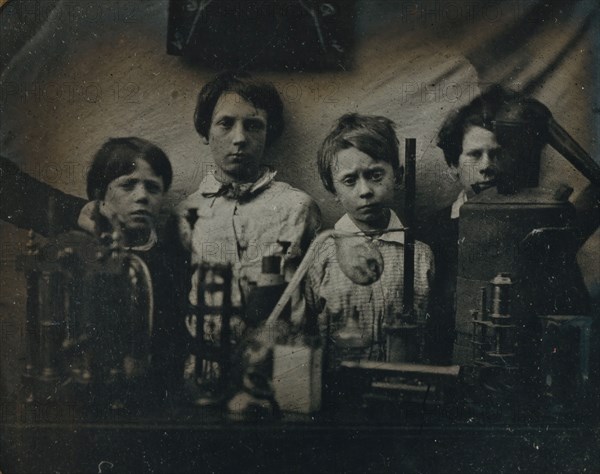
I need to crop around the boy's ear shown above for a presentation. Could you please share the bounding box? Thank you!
[394,166,405,188]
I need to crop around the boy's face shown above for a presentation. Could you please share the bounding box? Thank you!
[332,147,396,231]
[207,92,268,183]
[452,125,502,194]
[102,159,164,236]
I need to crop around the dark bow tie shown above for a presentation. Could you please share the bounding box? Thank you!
[202,183,234,199]
[201,182,257,200]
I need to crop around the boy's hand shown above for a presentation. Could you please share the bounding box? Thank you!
[336,236,384,285]
[77,200,98,232]
[78,200,123,233]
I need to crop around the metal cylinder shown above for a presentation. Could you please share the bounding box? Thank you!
[490,273,512,319]
[37,271,64,381]
[480,287,488,319]
[39,320,61,381]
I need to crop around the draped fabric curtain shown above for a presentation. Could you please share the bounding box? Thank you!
[0,0,596,218]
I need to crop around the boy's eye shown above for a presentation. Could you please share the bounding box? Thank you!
[341,176,356,186]
[467,150,482,160]
[145,182,162,194]
[370,170,384,181]
[120,180,137,191]
[217,118,233,129]
[246,120,265,132]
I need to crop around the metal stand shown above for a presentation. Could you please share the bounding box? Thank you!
[190,263,233,405]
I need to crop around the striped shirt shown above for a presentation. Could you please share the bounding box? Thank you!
[305,211,435,360]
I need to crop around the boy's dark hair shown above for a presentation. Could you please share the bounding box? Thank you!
[437,84,517,167]
[317,113,401,194]
[86,137,172,200]
[194,71,284,147]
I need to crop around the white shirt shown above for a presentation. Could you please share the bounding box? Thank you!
[450,189,468,219]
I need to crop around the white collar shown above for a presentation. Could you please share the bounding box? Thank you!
[200,167,277,197]
[127,227,158,252]
[334,210,405,244]
[451,189,468,219]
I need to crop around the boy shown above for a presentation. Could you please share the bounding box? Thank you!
[306,113,434,362]
[37,138,185,406]
[175,72,320,401]
[425,86,513,363]
[177,72,320,311]
[431,85,596,363]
